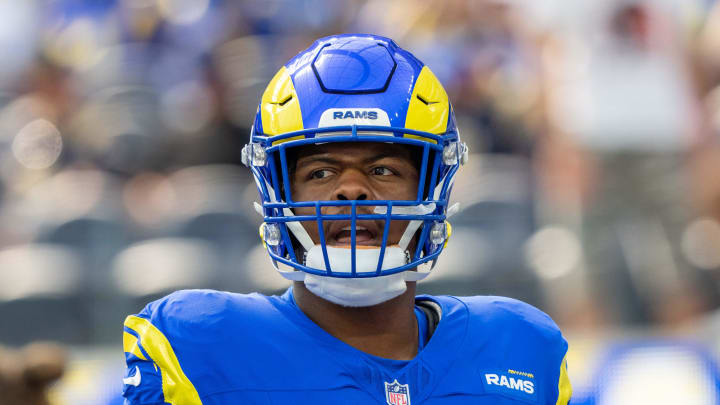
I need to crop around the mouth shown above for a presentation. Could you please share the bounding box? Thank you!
[328,223,378,246]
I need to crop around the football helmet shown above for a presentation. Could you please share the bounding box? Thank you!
[243,34,467,291]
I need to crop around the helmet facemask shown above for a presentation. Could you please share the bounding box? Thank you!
[244,125,466,286]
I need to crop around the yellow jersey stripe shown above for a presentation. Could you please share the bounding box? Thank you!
[123,331,147,361]
[124,315,203,405]
[555,354,572,405]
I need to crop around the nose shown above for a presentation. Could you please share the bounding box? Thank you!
[334,169,370,201]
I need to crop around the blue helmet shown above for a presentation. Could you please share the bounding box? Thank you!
[243,34,467,284]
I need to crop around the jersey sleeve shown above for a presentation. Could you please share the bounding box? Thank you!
[121,295,203,405]
[531,304,571,405]
[462,295,573,405]
[524,302,572,405]
[506,297,573,405]
[122,323,165,405]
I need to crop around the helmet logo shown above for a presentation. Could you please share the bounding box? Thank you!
[333,110,377,120]
[319,108,390,127]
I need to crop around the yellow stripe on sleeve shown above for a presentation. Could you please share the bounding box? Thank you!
[124,315,203,405]
[555,354,572,405]
[123,331,147,360]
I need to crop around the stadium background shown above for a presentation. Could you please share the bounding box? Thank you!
[1,0,720,403]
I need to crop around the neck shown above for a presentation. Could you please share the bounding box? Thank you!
[293,281,419,361]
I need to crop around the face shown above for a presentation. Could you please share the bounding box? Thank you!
[290,142,420,248]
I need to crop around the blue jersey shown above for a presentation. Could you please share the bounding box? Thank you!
[122,288,571,404]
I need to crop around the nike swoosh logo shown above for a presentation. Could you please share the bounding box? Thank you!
[416,94,439,105]
[123,366,142,387]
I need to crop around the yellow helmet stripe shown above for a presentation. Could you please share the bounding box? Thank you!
[404,66,450,143]
[261,66,304,144]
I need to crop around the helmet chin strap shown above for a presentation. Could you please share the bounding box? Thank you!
[282,207,315,251]
[373,203,435,253]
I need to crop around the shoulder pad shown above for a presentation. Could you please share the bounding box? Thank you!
[459,295,563,343]
[122,289,275,403]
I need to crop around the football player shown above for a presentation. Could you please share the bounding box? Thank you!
[121,34,572,404]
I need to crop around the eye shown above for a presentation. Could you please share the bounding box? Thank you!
[310,169,333,180]
[371,166,393,176]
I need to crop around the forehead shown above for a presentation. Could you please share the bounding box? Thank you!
[292,142,415,163]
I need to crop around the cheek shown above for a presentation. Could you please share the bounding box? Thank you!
[291,182,331,202]
[292,207,320,240]
[387,219,409,241]
[383,178,419,200]
[405,183,419,200]
[289,174,311,201]
[289,184,302,201]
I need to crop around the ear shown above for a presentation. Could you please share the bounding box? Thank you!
[21,342,67,388]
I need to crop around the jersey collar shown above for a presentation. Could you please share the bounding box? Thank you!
[274,287,470,403]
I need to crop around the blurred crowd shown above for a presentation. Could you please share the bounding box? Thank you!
[1,0,720,351]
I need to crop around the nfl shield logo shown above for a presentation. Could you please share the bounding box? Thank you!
[385,379,411,405]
